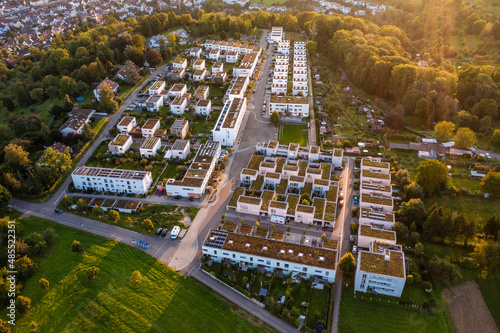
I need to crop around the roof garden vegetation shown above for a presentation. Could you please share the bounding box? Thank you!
[298,160,308,176]
[284,165,298,171]
[276,179,288,195]
[297,205,314,214]
[321,164,331,180]
[287,194,299,215]
[313,198,325,219]
[326,187,338,202]
[247,155,264,170]
[271,230,284,241]
[270,201,287,209]
[324,202,336,222]
[102,199,116,208]
[323,239,338,250]
[260,190,275,211]
[222,232,337,269]
[114,200,129,209]
[333,149,342,157]
[265,172,280,179]
[310,146,319,154]
[307,168,321,175]
[362,182,391,192]
[92,198,105,207]
[360,251,404,278]
[251,175,264,191]
[221,221,237,232]
[314,179,329,186]
[255,227,269,238]
[238,196,261,205]
[275,158,286,173]
[362,170,390,180]
[239,224,253,235]
[360,225,395,240]
[228,187,244,207]
[111,135,129,146]
[362,194,392,206]
[301,182,312,197]
[362,159,389,169]
[261,162,275,169]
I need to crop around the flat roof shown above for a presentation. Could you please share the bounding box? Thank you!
[204,229,337,269]
[140,137,160,150]
[118,117,135,127]
[110,134,130,146]
[170,84,187,92]
[196,99,211,107]
[360,224,396,240]
[142,119,160,130]
[359,250,405,278]
[172,139,189,151]
[172,97,187,105]
[73,166,150,180]
[150,81,165,91]
[173,57,186,64]
[270,95,309,104]
[221,98,245,129]
[171,118,188,129]
[195,85,208,95]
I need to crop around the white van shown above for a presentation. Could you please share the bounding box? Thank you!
[171,226,181,239]
[270,215,285,224]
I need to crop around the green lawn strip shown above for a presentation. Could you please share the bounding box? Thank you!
[290,280,310,315]
[58,203,198,236]
[423,195,499,221]
[7,216,269,333]
[278,124,308,146]
[477,273,500,327]
[339,285,453,333]
[0,98,62,123]
[306,288,329,329]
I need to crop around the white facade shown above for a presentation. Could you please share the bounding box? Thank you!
[209,49,220,60]
[141,119,160,138]
[170,139,190,160]
[170,97,188,115]
[256,141,343,167]
[226,51,239,63]
[173,57,187,69]
[212,62,224,74]
[193,59,205,70]
[168,84,187,98]
[193,69,207,81]
[270,96,310,118]
[108,134,133,155]
[233,52,259,78]
[202,229,337,283]
[139,137,161,158]
[271,84,287,95]
[212,98,247,147]
[72,167,152,194]
[117,117,136,133]
[145,95,163,112]
[148,81,166,96]
[195,99,212,115]
[190,47,202,58]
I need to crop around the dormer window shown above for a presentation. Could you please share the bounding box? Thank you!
[288,249,293,254]
[298,253,304,257]
[279,250,285,254]
[245,243,251,248]
[319,256,325,262]
[228,240,234,245]
[262,246,268,251]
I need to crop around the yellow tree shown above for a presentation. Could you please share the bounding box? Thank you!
[434,121,455,142]
[454,127,477,148]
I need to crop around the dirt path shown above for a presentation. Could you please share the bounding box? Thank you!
[442,280,499,333]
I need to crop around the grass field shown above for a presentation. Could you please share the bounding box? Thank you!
[278,124,308,146]
[450,35,481,51]
[423,195,498,221]
[252,0,287,5]
[7,216,271,333]
[284,32,307,42]
[0,98,61,123]
[477,274,500,327]
[339,286,454,333]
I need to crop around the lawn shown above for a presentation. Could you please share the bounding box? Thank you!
[285,32,307,42]
[306,288,329,329]
[339,285,454,333]
[477,273,500,327]
[450,35,481,52]
[6,216,271,333]
[278,124,308,146]
[0,97,61,123]
[423,195,499,221]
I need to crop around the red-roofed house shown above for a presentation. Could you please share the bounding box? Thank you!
[93,78,119,101]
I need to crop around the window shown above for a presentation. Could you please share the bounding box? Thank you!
[250,257,253,262]
[284,264,289,268]
[302,267,307,272]
[223,253,229,256]
[214,250,217,254]
[232,254,236,258]
[240,256,246,259]
[258,259,264,263]
[276,262,280,267]
[266,260,271,265]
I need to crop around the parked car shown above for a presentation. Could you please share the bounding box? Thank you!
[189,197,196,201]
[339,199,344,207]
[352,245,358,254]
[485,153,492,159]
[173,195,182,200]
[322,226,334,232]
[304,237,311,246]
[161,229,168,237]
[339,193,344,200]
[353,196,358,205]
[155,228,163,236]
[54,209,63,214]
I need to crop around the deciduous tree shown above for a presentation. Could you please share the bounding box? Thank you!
[416,159,448,195]
[454,127,477,148]
[338,253,356,275]
[481,172,500,196]
[15,296,31,314]
[434,121,455,142]
[4,143,30,169]
[86,266,100,280]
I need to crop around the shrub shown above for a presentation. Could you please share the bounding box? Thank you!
[15,296,31,314]
[421,281,432,292]
[39,278,49,290]
[71,240,83,253]
[422,300,430,310]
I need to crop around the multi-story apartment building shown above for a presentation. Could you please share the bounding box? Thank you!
[148,81,166,96]
[204,40,263,57]
[145,95,163,112]
[164,141,221,198]
[108,134,133,155]
[212,62,224,74]
[202,229,338,282]
[168,84,187,99]
[168,139,190,160]
[173,57,187,69]
[209,49,220,60]
[212,97,247,147]
[117,116,137,133]
[141,119,160,138]
[233,52,259,77]
[194,85,209,100]
[170,97,188,114]
[277,40,290,55]
[256,141,343,167]
[195,99,212,115]
[139,137,161,158]
[268,26,284,43]
[193,68,207,81]
[71,167,152,194]
[193,59,205,70]
[269,96,310,118]
[226,51,239,63]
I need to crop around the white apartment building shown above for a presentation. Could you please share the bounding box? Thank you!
[168,84,187,99]
[212,62,224,74]
[139,137,161,158]
[293,85,309,97]
[117,116,136,133]
[170,97,188,115]
[209,49,220,60]
[141,119,160,138]
[233,52,259,78]
[277,40,290,55]
[193,68,207,81]
[276,56,289,65]
[256,141,343,167]
[189,47,202,58]
[195,99,212,115]
[227,76,249,101]
[268,26,283,43]
[164,141,220,198]
[271,83,287,95]
[108,134,133,155]
[167,139,190,160]
[354,244,406,297]
[203,229,337,282]
[226,51,239,63]
[212,98,247,147]
[293,69,308,80]
[145,95,163,112]
[204,40,263,57]
[269,96,310,118]
[193,59,205,70]
[72,167,152,194]
[173,57,187,69]
[148,81,166,96]
[275,63,289,72]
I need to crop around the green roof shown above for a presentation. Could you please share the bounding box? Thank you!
[260,190,275,211]
[362,193,393,206]
[251,175,264,191]
[286,194,299,215]
[228,187,244,207]
[238,196,261,205]
[313,198,325,219]
[321,164,331,180]
[362,170,390,180]
[360,224,395,240]
[360,251,405,278]
[276,179,288,195]
[247,155,264,170]
[363,159,390,169]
